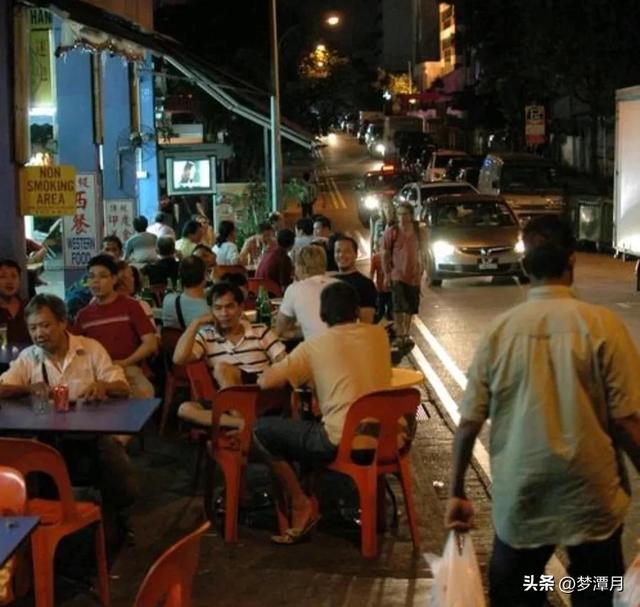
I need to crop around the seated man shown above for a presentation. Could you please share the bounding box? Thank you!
[102,234,124,260]
[142,236,180,287]
[147,212,176,240]
[124,216,157,264]
[334,235,378,323]
[290,217,315,261]
[175,220,204,259]
[239,221,276,267]
[255,282,392,543]
[162,256,209,330]
[73,254,158,398]
[173,282,285,388]
[276,245,337,339]
[0,294,136,538]
[255,228,295,290]
[0,259,30,344]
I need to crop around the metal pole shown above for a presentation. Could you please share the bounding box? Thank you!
[263,125,271,202]
[269,0,283,213]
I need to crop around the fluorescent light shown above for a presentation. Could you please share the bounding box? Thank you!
[29,106,56,117]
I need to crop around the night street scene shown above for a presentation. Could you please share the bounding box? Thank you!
[4,0,640,605]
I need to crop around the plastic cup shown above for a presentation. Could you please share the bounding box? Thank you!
[30,385,50,415]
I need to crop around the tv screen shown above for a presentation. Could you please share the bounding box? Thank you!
[166,157,215,195]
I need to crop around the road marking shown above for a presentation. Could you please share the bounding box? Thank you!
[413,317,468,391]
[411,325,570,605]
[329,177,348,209]
[617,302,631,309]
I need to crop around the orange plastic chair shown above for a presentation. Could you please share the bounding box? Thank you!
[159,327,192,436]
[0,438,110,607]
[0,466,27,605]
[326,389,421,558]
[212,265,247,281]
[133,521,210,607]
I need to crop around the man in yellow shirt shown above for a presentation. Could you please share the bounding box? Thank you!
[256,281,392,544]
[446,215,640,606]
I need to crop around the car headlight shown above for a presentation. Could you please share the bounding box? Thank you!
[375,143,386,155]
[514,238,525,254]
[432,240,455,256]
[364,195,380,210]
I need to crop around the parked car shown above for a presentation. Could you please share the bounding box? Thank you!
[423,149,469,182]
[477,153,565,222]
[354,166,414,226]
[423,193,526,287]
[394,181,478,221]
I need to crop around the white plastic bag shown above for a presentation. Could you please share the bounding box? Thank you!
[614,554,640,607]
[425,531,486,607]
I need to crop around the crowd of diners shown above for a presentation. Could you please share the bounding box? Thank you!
[0,204,424,551]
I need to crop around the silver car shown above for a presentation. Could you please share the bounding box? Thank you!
[424,194,526,287]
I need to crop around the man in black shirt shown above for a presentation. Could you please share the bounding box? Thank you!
[334,235,377,323]
[143,236,180,286]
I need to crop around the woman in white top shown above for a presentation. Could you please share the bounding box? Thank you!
[213,220,240,265]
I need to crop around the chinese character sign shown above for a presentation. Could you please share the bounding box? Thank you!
[63,173,99,269]
[104,199,135,244]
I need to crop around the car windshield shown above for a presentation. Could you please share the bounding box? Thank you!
[433,201,516,228]
[420,184,475,198]
[365,173,411,190]
[501,165,559,191]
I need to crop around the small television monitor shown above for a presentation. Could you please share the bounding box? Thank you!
[166,157,215,195]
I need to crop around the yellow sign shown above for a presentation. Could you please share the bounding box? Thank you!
[19,165,77,216]
[28,9,53,108]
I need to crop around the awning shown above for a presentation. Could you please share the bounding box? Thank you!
[20,0,315,150]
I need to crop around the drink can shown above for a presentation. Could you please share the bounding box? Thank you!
[53,384,70,412]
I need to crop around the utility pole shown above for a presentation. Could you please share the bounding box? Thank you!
[269,0,283,213]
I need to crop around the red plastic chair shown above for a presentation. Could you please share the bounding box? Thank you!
[0,438,110,607]
[133,521,210,607]
[247,277,283,299]
[326,389,421,558]
[159,327,192,436]
[0,466,27,605]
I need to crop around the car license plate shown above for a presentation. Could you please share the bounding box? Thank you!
[478,258,498,270]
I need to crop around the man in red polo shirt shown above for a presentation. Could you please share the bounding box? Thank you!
[255,228,295,291]
[73,254,157,397]
[0,259,30,344]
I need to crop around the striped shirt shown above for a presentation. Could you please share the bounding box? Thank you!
[193,320,285,374]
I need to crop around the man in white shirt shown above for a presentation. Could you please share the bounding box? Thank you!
[147,212,176,240]
[276,245,337,339]
[0,294,137,541]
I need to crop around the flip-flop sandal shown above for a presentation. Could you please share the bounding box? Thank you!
[271,516,321,545]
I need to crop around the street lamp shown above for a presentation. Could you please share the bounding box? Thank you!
[269,3,344,212]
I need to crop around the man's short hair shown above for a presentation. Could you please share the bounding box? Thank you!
[220,272,248,289]
[313,215,332,230]
[295,217,314,235]
[154,212,166,224]
[0,259,21,274]
[320,282,359,327]
[208,282,245,306]
[88,254,118,276]
[335,235,358,253]
[102,234,123,253]
[157,236,175,257]
[522,215,576,280]
[295,245,327,276]
[268,211,282,225]
[192,244,212,256]
[179,256,206,288]
[258,222,273,233]
[182,220,201,238]
[133,216,148,233]
[277,228,295,249]
[25,293,67,322]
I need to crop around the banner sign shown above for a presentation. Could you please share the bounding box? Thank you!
[19,165,76,216]
[28,8,54,108]
[63,173,99,269]
[104,199,136,243]
[525,105,546,146]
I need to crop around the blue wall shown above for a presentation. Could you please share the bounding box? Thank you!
[102,54,135,201]
[137,52,159,220]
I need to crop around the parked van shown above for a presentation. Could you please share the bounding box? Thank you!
[422,149,469,182]
[478,153,565,221]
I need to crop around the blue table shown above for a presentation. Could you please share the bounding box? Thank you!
[0,398,161,434]
[0,516,38,566]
